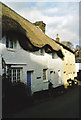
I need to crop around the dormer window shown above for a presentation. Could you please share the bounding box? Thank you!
[6,36,13,49]
[40,48,44,55]
[52,52,55,59]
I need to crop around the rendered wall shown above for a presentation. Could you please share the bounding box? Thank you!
[0,36,64,94]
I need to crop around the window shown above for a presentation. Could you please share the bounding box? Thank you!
[17,69,20,81]
[43,69,47,80]
[9,69,12,81]
[8,68,22,83]
[40,48,44,55]
[73,72,75,74]
[65,51,67,53]
[52,52,55,59]
[6,36,13,49]
[13,69,16,82]
[58,70,61,84]
[64,71,66,73]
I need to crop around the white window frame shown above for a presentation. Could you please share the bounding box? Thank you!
[40,48,45,56]
[43,69,47,80]
[8,68,22,83]
[6,35,14,49]
[52,52,55,59]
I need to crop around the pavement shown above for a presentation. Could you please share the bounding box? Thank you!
[3,84,81,119]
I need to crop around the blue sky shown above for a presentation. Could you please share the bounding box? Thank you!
[1,1,79,47]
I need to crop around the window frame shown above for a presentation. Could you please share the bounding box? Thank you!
[6,35,13,49]
[43,69,47,80]
[40,48,45,56]
[52,52,55,59]
[8,68,22,83]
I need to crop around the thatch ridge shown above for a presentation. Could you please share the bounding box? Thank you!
[1,2,64,57]
[54,40,75,54]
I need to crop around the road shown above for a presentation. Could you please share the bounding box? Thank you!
[7,85,81,119]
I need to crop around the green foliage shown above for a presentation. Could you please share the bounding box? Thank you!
[2,73,32,114]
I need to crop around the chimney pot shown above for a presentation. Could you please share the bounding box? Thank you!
[56,33,60,42]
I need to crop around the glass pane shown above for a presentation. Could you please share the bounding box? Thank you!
[17,69,20,81]
[9,40,13,48]
[13,69,16,82]
[43,70,46,80]
[9,69,12,81]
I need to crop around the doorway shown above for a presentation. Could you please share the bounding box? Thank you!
[27,71,32,96]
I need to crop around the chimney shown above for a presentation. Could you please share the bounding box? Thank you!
[33,21,46,33]
[56,33,60,42]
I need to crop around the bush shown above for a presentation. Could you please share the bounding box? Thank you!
[2,74,31,114]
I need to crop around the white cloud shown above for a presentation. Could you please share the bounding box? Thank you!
[0,0,80,2]
[1,1,79,46]
[18,7,43,22]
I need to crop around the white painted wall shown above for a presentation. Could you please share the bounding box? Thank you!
[0,36,63,94]
[0,54,2,76]
[61,47,76,87]
[76,63,79,73]
[75,63,81,77]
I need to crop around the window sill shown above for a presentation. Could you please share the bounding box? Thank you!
[7,48,16,52]
[43,80,48,83]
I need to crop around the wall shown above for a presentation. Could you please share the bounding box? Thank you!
[62,48,76,87]
[0,36,63,94]
[0,54,2,76]
[75,63,81,77]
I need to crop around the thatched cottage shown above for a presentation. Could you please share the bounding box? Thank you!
[0,2,76,95]
[55,35,76,88]
[0,2,65,95]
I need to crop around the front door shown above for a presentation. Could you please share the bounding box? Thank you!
[50,71,54,84]
[58,70,61,84]
[27,71,31,96]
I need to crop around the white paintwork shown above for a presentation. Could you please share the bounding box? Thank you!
[0,35,76,94]
[0,36,64,94]
[75,63,81,77]
[76,63,79,73]
[61,47,76,87]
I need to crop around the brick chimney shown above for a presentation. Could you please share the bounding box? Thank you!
[33,21,46,33]
[56,33,60,42]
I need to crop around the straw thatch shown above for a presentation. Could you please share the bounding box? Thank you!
[55,40,75,54]
[0,2,64,58]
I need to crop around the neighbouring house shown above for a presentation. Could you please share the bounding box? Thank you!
[55,34,76,88]
[75,49,81,63]
[75,60,81,81]
[61,41,73,50]
[75,49,81,80]
[0,2,65,95]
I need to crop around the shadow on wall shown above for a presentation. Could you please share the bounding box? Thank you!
[2,73,33,116]
[1,31,63,118]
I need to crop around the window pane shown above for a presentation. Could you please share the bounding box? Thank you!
[13,69,16,82]
[43,69,46,80]
[6,36,8,48]
[17,69,20,81]
[9,40,13,48]
[52,53,55,59]
[9,69,12,81]
[6,35,13,49]
[40,49,44,55]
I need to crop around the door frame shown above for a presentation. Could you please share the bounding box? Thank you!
[27,70,33,96]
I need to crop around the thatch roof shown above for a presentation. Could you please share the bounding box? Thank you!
[54,40,75,54]
[0,2,64,58]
